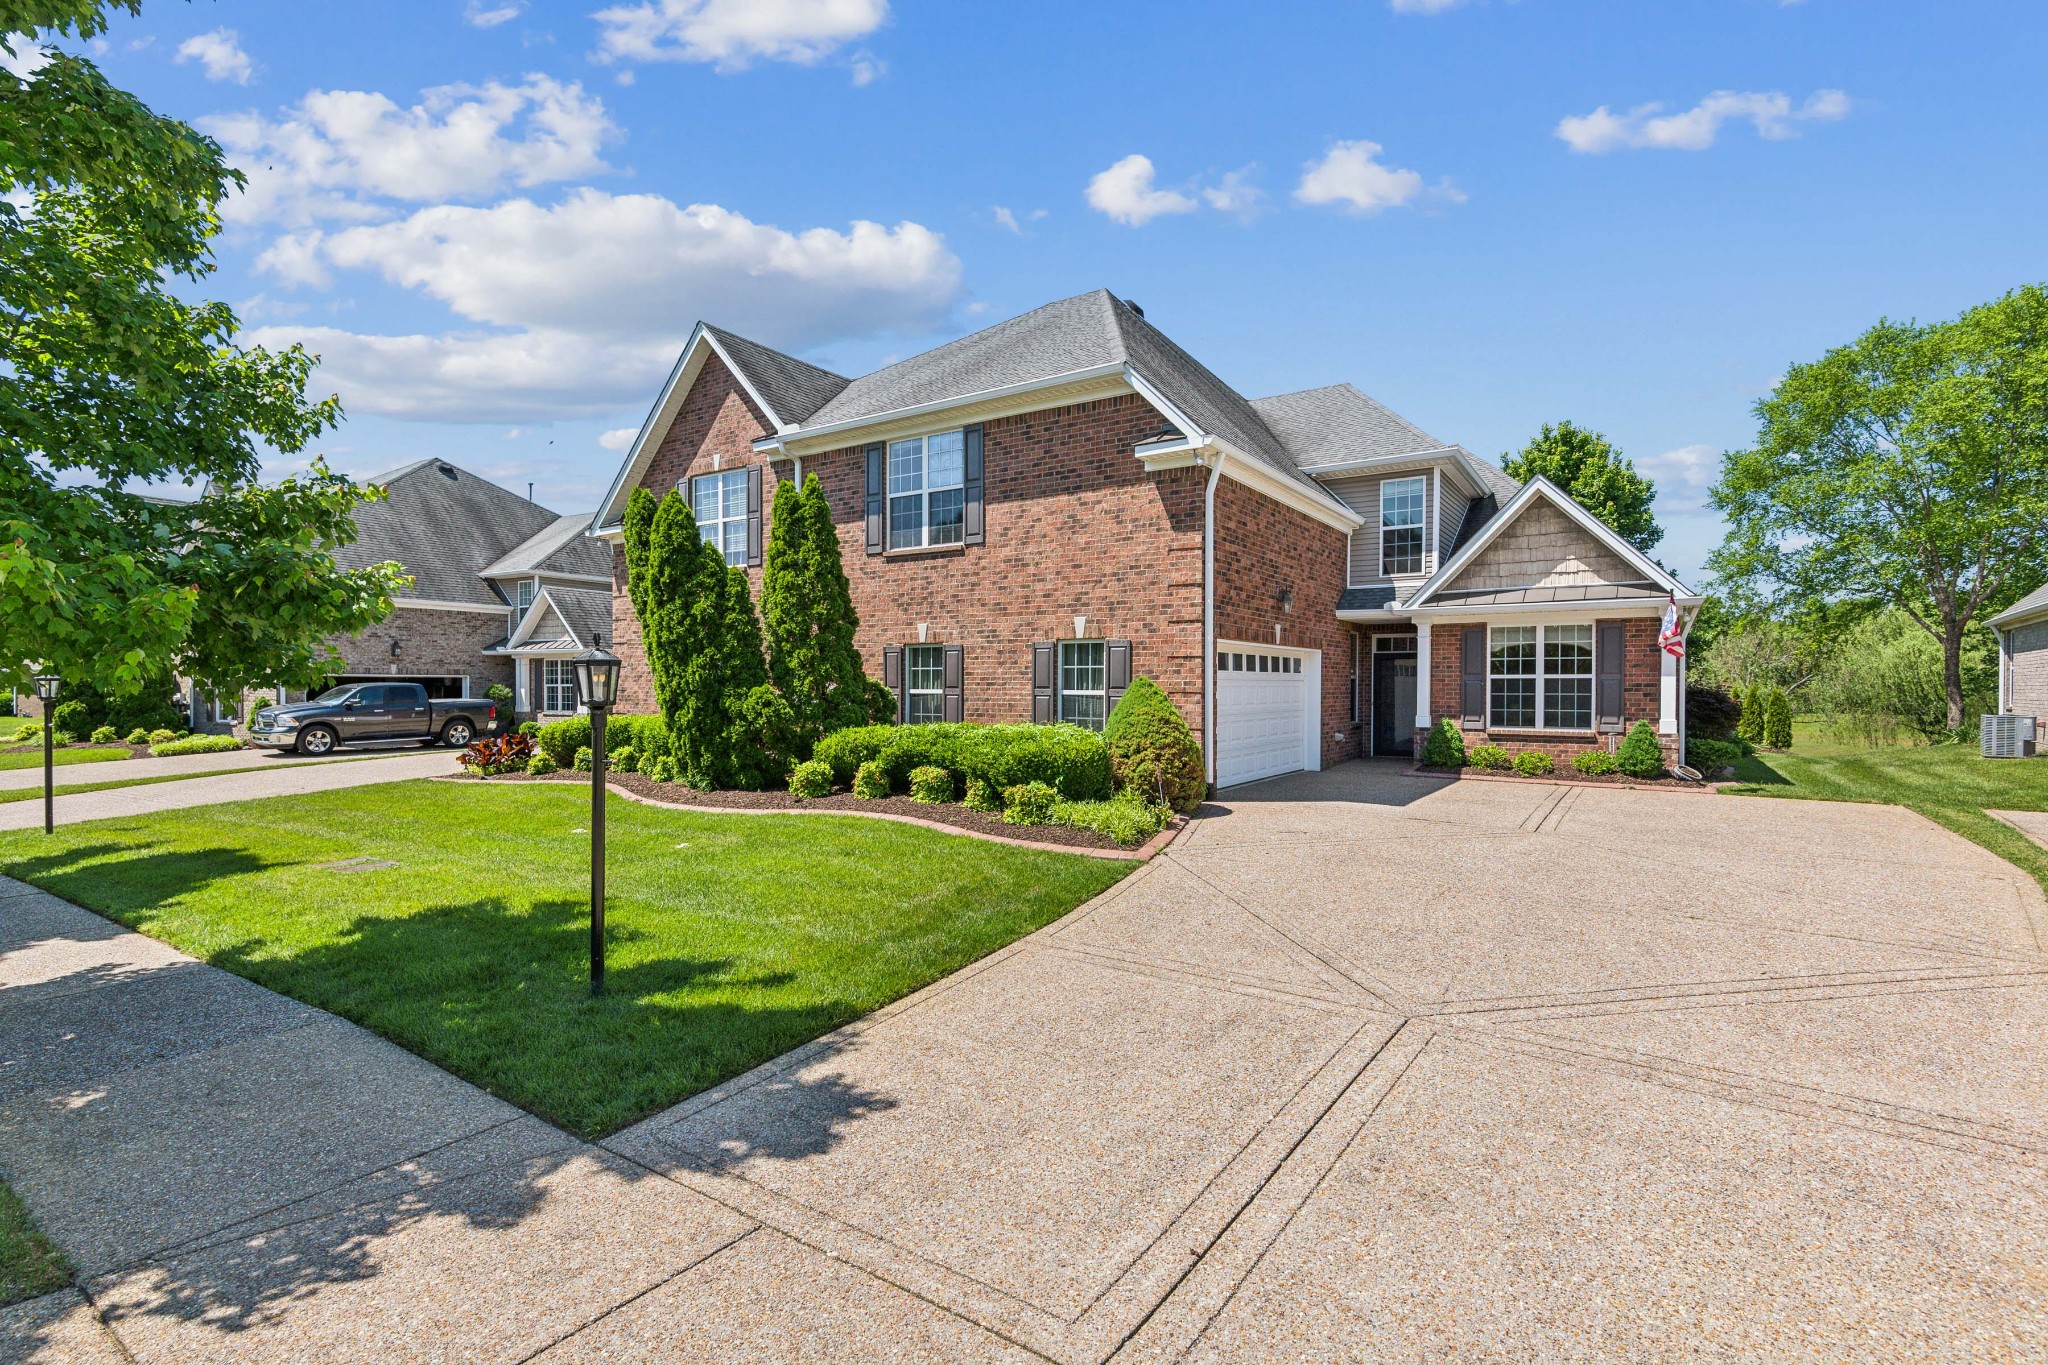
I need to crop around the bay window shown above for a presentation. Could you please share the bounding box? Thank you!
[1380,476,1426,576]
[887,430,966,550]
[1489,624,1595,730]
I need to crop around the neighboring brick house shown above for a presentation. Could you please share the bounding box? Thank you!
[1990,584,2048,744]
[591,290,1698,786]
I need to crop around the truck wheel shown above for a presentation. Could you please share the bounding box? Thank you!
[296,725,337,756]
[441,719,474,748]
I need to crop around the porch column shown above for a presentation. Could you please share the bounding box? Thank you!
[1659,642,1679,735]
[1413,620,1432,729]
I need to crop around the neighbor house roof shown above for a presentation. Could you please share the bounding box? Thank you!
[330,459,577,608]
[481,512,610,581]
[490,585,613,654]
[1989,582,2048,630]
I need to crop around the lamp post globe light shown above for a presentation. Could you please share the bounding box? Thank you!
[571,641,622,995]
[32,669,60,836]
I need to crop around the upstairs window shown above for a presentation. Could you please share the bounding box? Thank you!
[516,579,536,612]
[887,430,966,550]
[692,469,750,566]
[1380,476,1426,576]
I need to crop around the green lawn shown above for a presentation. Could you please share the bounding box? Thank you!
[0,781,1131,1138]
[0,756,381,804]
[1721,721,2048,893]
[0,1178,69,1307]
[0,746,130,771]
[0,718,37,743]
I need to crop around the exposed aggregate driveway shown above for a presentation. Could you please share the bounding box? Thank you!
[3,762,2044,1362]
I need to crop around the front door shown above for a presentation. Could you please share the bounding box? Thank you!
[1372,652,1418,758]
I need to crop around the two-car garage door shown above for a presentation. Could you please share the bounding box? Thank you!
[1215,643,1320,788]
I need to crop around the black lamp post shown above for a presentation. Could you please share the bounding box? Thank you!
[571,640,621,995]
[32,669,60,835]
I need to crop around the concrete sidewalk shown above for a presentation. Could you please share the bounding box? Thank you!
[0,750,455,830]
[0,744,429,792]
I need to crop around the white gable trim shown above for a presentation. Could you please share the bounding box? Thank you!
[506,588,587,651]
[592,325,796,534]
[1404,475,1693,609]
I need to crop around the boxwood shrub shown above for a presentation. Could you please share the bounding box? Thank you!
[1469,744,1511,771]
[813,722,1111,801]
[1511,750,1553,777]
[1571,747,1619,776]
[813,725,896,784]
[787,758,833,799]
[1421,717,1465,768]
[149,734,245,757]
[908,764,954,804]
[1001,780,1058,825]
[90,725,119,745]
[1617,720,1665,778]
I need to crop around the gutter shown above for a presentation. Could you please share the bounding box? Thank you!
[1202,449,1227,791]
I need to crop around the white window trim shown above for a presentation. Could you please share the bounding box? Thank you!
[1486,622,1597,733]
[886,428,968,553]
[1379,475,1428,579]
[542,658,578,714]
[905,643,945,725]
[690,469,750,567]
[1057,639,1109,731]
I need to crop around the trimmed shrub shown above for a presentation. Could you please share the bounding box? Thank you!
[90,725,119,744]
[124,727,150,746]
[1763,689,1793,750]
[1421,717,1466,768]
[908,764,954,804]
[611,745,636,775]
[970,725,1111,799]
[149,733,244,757]
[485,683,514,711]
[1049,790,1170,846]
[52,700,88,735]
[536,715,591,767]
[12,724,40,747]
[1001,780,1058,826]
[852,759,889,799]
[1616,721,1664,778]
[526,751,559,776]
[1685,738,1742,773]
[518,720,540,736]
[787,759,833,799]
[649,755,678,784]
[1103,676,1204,813]
[964,777,1001,812]
[51,730,75,747]
[1572,747,1619,776]
[1469,744,1511,771]
[637,746,664,777]
[573,745,594,772]
[1512,750,1553,777]
[814,725,896,785]
[147,728,179,746]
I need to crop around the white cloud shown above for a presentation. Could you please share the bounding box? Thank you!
[1639,442,1722,512]
[1086,154,1197,227]
[598,426,639,450]
[1202,166,1264,217]
[1557,88,1851,154]
[204,75,615,225]
[1293,140,1431,215]
[464,0,525,27]
[254,189,962,421]
[593,0,888,70]
[175,29,254,84]
[989,205,1047,235]
[1,37,50,78]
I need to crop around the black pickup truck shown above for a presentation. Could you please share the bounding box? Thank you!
[247,683,502,756]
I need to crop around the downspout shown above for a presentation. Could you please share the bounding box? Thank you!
[1201,448,1227,790]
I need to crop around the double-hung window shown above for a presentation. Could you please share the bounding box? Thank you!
[1380,476,1426,576]
[691,469,750,566]
[1489,624,1595,730]
[1059,640,1107,730]
[543,658,577,713]
[516,579,536,613]
[887,430,966,550]
[905,645,946,724]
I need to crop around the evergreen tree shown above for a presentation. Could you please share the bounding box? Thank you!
[1763,688,1795,750]
[761,475,827,748]
[621,486,659,637]
[1736,682,1767,744]
[716,564,795,788]
[632,492,729,788]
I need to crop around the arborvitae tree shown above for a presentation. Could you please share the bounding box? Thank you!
[1763,688,1795,750]
[632,492,730,788]
[795,475,881,730]
[621,486,659,635]
[1736,681,1767,744]
[761,475,828,749]
[717,564,795,788]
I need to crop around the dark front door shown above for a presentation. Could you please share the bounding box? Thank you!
[1372,652,1418,758]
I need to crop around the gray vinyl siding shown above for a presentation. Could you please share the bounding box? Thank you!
[2008,620,2048,719]
[1438,485,1471,563]
[1326,469,1460,587]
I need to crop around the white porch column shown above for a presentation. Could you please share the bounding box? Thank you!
[1659,644,1680,735]
[1413,620,1432,729]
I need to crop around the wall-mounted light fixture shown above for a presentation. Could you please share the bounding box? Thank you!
[389,638,403,659]
[1278,588,1295,614]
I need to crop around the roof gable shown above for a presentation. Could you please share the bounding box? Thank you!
[481,513,609,580]
[332,460,561,607]
[508,585,612,650]
[1407,476,1692,609]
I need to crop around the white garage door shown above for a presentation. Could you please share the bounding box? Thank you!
[1216,645,1317,787]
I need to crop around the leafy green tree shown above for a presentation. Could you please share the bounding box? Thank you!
[1502,421,1663,552]
[1,2,403,701]
[1710,285,2048,730]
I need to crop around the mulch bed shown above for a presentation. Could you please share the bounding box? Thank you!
[1409,765,1711,792]
[468,768,1139,851]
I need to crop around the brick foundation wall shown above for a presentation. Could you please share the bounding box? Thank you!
[1213,478,1360,769]
[324,604,514,696]
[1420,616,1676,764]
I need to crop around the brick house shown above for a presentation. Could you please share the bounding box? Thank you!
[591,290,1698,786]
[1991,583,2048,744]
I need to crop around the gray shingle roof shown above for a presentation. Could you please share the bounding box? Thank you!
[1990,581,2048,629]
[544,586,613,647]
[705,324,848,425]
[1337,585,1399,612]
[1249,384,1445,468]
[330,460,569,607]
[481,512,609,580]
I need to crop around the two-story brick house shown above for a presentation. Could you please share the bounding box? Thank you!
[592,290,1697,787]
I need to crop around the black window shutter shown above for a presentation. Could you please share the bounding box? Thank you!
[962,424,985,546]
[864,444,885,554]
[745,465,763,567]
[1105,639,1132,715]
[1596,621,1626,732]
[1031,643,1056,724]
[1460,625,1486,727]
[942,644,964,722]
[882,645,904,723]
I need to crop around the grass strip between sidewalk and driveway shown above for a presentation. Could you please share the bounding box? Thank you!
[0,747,131,772]
[0,779,1132,1139]
[0,1177,70,1307]
[1721,721,2048,895]
[0,754,404,804]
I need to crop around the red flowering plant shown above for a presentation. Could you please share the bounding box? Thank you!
[457,731,535,777]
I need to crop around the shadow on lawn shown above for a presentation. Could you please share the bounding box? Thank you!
[1,843,274,921]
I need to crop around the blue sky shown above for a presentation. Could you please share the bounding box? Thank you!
[39,0,2048,585]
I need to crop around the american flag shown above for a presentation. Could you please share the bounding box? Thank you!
[1659,597,1686,659]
